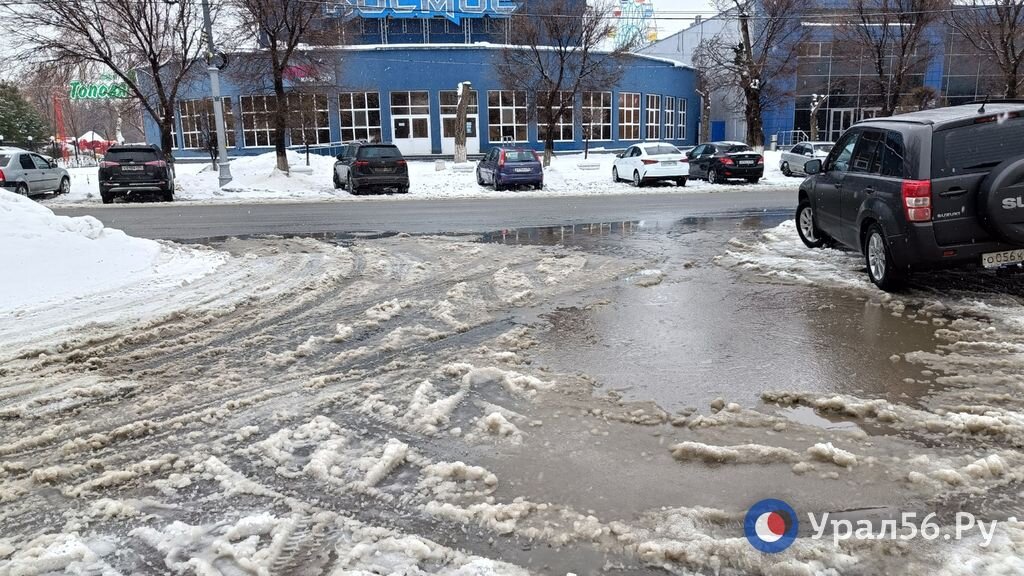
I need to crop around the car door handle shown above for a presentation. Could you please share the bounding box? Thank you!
[940,187,968,198]
[864,187,875,194]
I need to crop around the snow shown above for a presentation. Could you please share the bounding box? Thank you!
[44,149,798,205]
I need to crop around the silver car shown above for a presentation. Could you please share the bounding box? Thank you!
[0,147,71,196]
[780,141,833,177]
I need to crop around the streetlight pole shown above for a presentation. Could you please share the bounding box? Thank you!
[200,0,232,186]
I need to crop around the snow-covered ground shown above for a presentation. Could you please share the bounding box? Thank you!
[49,149,797,205]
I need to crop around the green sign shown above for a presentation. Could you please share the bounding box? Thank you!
[69,80,130,100]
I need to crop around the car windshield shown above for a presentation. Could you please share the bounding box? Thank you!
[932,114,1024,176]
[104,148,159,163]
[503,150,536,162]
[813,144,833,154]
[644,145,681,155]
[358,146,402,159]
[725,144,752,153]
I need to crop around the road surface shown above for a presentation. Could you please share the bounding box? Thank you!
[53,188,796,240]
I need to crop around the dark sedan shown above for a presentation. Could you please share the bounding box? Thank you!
[476,147,543,191]
[687,141,764,184]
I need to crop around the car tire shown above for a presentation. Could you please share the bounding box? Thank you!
[399,186,410,194]
[676,178,686,187]
[708,168,720,184]
[494,180,503,192]
[161,187,174,202]
[476,169,484,186]
[101,191,114,204]
[612,166,620,182]
[333,171,342,189]
[534,182,543,190]
[747,177,760,184]
[796,201,826,249]
[632,170,643,187]
[864,223,905,292]
[15,183,28,196]
[781,162,792,177]
[57,177,70,195]
[348,174,358,195]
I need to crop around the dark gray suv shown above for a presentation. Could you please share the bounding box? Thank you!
[797,102,1024,291]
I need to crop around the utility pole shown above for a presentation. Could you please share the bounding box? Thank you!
[200,0,232,186]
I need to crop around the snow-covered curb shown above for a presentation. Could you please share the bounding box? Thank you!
[47,150,799,206]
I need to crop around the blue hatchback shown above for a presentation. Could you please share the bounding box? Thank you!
[476,147,543,191]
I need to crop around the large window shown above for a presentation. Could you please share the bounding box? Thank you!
[390,91,430,139]
[180,97,235,149]
[339,92,382,142]
[678,97,687,139]
[288,93,330,145]
[440,89,479,138]
[582,91,612,141]
[536,91,574,142]
[487,90,528,142]
[664,96,675,140]
[240,95,277,148]
[618,92,640,140]
[646,94,661,140]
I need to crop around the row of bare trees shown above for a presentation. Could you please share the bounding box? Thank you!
[694,0,1024,147]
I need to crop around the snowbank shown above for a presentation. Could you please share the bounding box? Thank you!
[46,149,799,205]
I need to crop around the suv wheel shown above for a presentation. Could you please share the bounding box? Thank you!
[161,187,174,202]
[796,201,825,248]
[864,223,904,291]
[101,191,114,204]
[476,169,484,186]
[348,174,358,195]
[333,170,342,189]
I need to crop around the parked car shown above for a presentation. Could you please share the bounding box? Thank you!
[612,142,688,187]
[797,102,1024,291]
[334,142,409,195]
[686,141,764,184]
[0,147,71,197]
[476,147,543,191]
[780,141,833,176]
[98,145,174,204]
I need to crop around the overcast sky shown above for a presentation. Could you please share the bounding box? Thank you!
[649,0,720,39]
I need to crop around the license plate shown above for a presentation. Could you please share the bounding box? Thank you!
[661,161,677,166]
[122,165,144,171]
[982,249,1024,268]
[739,160,755,166]
[377,167,395,173]
[514,168,532,173]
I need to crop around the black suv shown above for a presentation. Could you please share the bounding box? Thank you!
[98,145,174,203]
[797,102,1024,291]
[333,143,409,195]
[687,141,764,184]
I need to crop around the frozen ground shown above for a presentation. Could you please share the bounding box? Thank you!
[47,150,797,206]
[5,210,1024,574]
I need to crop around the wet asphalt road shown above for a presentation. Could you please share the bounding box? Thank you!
[51,187,795,240]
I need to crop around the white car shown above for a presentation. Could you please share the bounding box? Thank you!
[612,142,688,187]
[779,141,833,176]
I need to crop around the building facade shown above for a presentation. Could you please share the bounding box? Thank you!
[145,1,699,158]
[645,2,1007,147]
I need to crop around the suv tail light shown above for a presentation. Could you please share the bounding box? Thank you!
[395,159,407,166]
[144,160,166,168]
[498,150,506,168]
[353,160,370,168]
[99,160,119,168]
[757,155,764,164]
[720,157,734,166]
[902,179,932,222]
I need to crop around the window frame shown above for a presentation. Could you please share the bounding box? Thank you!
[582,91,612,141]
[487,90,528,143]
[646,94,661,140]
[618,92,641,141]
[339,91,382,143]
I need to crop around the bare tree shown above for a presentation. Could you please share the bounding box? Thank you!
[0,0,207,156]
[837,0,939,117]
[704,0,811,148]
[692,39,731,144]
[231,0,341,172]
[498,0,635,166]
[945,0,1024,98]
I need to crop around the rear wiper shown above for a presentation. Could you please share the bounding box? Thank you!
[962,161,1002,170]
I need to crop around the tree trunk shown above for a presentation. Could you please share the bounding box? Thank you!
[272,67,289,173]
[809,104,819,141]
[700,94,711,143]
[544,131,555,167]
[161,107,176,159]
[744,87,764,149]
[454,82,469,164]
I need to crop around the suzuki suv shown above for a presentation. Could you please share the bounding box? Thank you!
[98,145,174,203]
[797,102,1024,291]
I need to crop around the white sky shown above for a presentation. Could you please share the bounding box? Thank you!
[648,0,719,39]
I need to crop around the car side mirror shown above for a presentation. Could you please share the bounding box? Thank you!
[336,154,345,161]
[804,159,822,175]
[616,153,623,159]
[49,160,57,168]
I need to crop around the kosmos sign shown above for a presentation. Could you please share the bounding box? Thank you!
[325,0,518,24]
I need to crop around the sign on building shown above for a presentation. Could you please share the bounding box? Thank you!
[325,0,518,24]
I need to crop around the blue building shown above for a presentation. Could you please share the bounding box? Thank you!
[146,1,699,158]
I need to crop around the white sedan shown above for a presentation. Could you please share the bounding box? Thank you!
[612,142,689,187]
[779,141,833,176]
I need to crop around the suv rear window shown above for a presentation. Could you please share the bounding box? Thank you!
[932,114,1024,178]
[504,150,536,162]
[105,148,160,162]
[358,146,402,159]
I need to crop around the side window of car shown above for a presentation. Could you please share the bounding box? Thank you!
[792,144,805,155]
[629,147,639,157]
[19,154,34,170]
[880,131,906,178]
[690,145,704,156]
[31,155,50,170]
[827,132,860,173]
[705,145,717,155]
[849,131,884,174]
